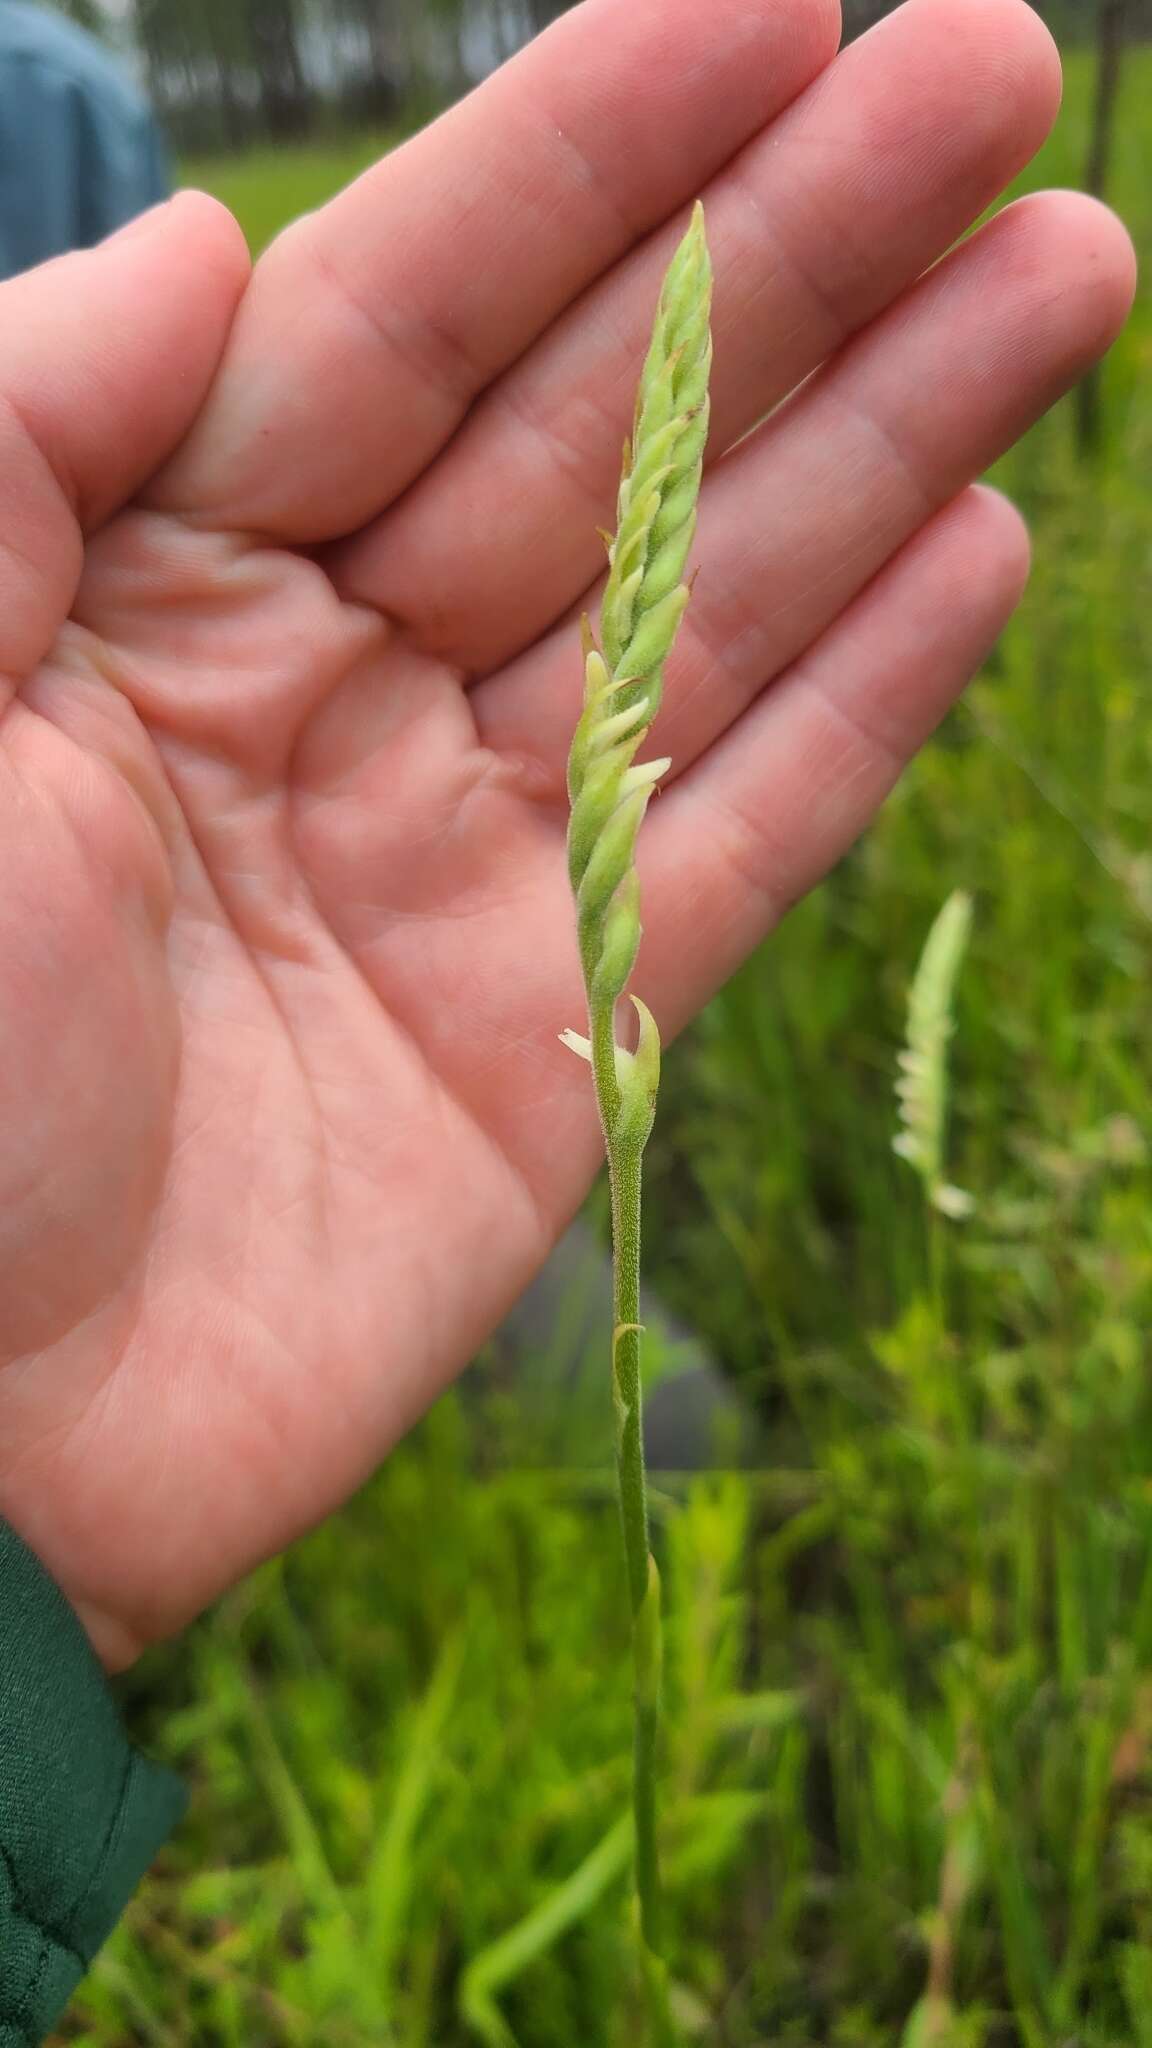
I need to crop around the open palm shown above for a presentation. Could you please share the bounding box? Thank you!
[0,0,1133,1666]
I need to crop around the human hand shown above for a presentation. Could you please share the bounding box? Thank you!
[0,0,1133,1666]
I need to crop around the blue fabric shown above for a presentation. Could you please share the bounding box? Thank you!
[0,2,169,280]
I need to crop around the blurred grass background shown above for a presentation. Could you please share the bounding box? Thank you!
[58,38,1152,2048]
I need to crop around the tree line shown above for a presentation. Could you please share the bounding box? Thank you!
[44,0,1144,154]
[47,0,572,146]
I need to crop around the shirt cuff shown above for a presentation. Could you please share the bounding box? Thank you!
[0,1519,185,2045]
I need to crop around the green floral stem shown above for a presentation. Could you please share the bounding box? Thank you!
[592,1000,662,1948]
[591,1002,623,1153]
[609,1141,661,1932]
[608,1137,649,1620]
[561,202,712,2014]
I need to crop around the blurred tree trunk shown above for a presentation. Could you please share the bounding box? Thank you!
[359,0,402,114]
[840,0,897,39]
[1076,0,1131,455]
[524,0,574,28]
[334,0,393,105]
[1085,0,1130,197]
[213,56,249,150]
[47,0,106,33]
[133,0,185,130]
[343,0,442,120]
[135,0,253,151]
[246,0,311,139]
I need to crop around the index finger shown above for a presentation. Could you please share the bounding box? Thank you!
[150,0,840,542]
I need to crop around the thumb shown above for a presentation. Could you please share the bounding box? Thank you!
[0,192,250,677]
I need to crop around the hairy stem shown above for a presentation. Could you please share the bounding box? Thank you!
[609,1138,649,1619]
[605,1078,669,2028]
[592,1002,662,1952]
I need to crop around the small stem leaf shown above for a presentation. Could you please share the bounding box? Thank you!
[612,997,661,1153]
[628,996,662,1099]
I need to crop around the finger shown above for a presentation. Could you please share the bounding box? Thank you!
[639,485,1031,1028]
[331,0,1062,671]
[0,195,249,679]
[148,0,839,540]
[473,192,1136,784]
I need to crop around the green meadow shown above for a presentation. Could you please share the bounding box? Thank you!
[62,46,1152,2047]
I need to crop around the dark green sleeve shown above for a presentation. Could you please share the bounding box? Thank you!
[0,1522,185,2045]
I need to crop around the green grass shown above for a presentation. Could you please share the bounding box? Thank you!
[59,45,1152,2048]
[183,133,407,254]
